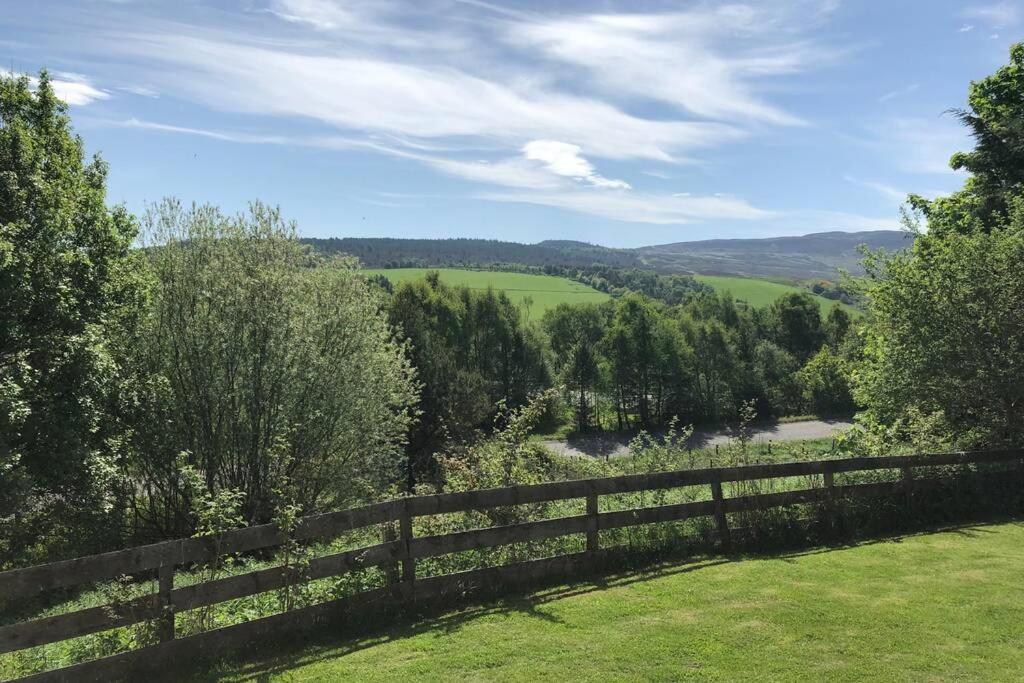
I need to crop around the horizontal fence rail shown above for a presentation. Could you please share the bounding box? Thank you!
[2,449,1022,681]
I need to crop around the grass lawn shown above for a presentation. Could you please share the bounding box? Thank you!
[218,521,1024,682]
[364,268,609,316]
[695,274,860,315]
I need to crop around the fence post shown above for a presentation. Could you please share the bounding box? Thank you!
[901,465,914,511]
[586,487,599,559]
[157,562,175,642]
[823,464,836,535]
[399,498,415,599]
[382,522,400,589]
[710,475,731,551]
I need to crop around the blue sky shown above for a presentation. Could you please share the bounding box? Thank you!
[1,0,1019,246]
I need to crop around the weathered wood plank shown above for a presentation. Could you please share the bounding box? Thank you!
[15,586,397,683]
[0,502,400,597]
[171,541,399,612]
[408,515,590,560]
[0,542,400,656]
[597,499,716,530]
[0,596,160,656]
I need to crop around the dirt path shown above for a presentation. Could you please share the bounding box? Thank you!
[541,419,854,459]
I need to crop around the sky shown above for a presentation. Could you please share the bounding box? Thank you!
[1,0,1019,246]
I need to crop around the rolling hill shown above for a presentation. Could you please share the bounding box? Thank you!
[306,230,910,281]
[364,268,610,316]
[694,275,859,315]
[637,230,911,280]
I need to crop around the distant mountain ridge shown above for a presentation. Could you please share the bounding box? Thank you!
[303,230,911,281]
[636,230,912,280]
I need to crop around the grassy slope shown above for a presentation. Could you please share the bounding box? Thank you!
[224,522,1024,682]
[364,268,609,316]
[695,275,859,315]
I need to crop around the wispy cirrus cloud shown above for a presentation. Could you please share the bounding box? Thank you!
[481,189,773,225]
[5,70,110,105]
[962,2,1021,28]
[506,3,837,126]
[266,0,360,30]
[71,0,848,228]
[111,32,740,163]
[878,83,920,103]
[844,175,907,201]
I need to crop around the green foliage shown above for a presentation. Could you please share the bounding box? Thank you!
[908,43,1024,235]
[798,346,856,417]
[858,205,1024,447]
[769,292,825,362]
[386,272,549,485]
[752,341,803,416]
[122,199,417,535]
[696,274,858,314]
[542,303,608,432]
[0,71,145,563]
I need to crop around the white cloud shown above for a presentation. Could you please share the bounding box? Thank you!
[117,85,159,98]
[74,2,854,229]
[878,83,919,103]
[480,189,772,225]
[843,175,906,201]
[959,24,975,32]
[119,118,291,145]
[424,156,566,189]
[507,4,838,125]
[522,140,630,189]
[113,32,741,162]
[266,0,358,30]
[963,2,1020,28]
[4,70,110,105]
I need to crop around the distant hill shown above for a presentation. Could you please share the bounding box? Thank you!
[305,237,641,269]
[303,230,911,281]
[637,230,911,280]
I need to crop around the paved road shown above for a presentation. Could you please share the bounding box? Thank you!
[541,419,854,459]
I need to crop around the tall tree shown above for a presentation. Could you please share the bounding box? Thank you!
[0,71,145,560]
[387,273,549,487]
[543,302,608,432]
[125,200,417,535]
[913,44,1024,234]
[769,293,824,362]
[859,44,1024,448]
[604,295,659,428]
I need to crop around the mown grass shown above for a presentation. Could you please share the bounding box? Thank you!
[363,268,610,316]
[694,274,859,315]
[215,521,1024,682]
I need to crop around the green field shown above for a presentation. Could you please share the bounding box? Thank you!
[364,268,610,316]
[220,521,1024,681]
[695,275,860,315]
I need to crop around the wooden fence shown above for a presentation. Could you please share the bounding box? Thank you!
[2,449,1022,682]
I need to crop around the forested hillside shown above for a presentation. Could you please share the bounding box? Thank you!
[305,237,642,269]
[305,230,909,280]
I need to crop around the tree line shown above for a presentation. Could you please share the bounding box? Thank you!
[378,270,856,485]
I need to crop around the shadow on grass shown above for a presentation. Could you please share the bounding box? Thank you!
[197,516,1023,682]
